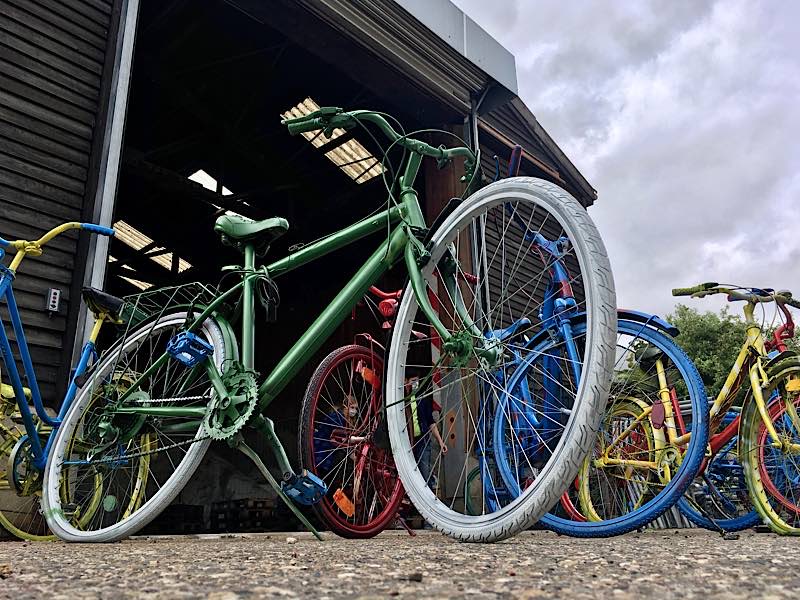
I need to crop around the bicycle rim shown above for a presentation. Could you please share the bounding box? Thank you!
[43,312,228,542]
[300,345,404,538]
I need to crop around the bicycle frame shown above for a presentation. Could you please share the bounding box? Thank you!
[113,151,483,438]
[0,263,107,471]
[599,299,800,473]
[471,233,583,505]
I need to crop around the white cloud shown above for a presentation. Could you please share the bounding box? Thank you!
[453,0,800,317]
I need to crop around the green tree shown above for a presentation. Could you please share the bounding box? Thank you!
[667,305,748,402]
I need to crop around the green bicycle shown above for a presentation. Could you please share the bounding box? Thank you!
[42,107,616,542]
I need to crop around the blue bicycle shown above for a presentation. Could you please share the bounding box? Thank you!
[0,221,117,539]
[460,146,710,536]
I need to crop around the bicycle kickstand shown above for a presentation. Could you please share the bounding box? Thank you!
[234,414,326,541]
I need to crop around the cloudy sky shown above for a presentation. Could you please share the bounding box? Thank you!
[452,0,800,317]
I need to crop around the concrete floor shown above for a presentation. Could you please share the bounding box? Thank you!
[0,529,797,599]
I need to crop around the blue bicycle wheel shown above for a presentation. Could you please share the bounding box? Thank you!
[492,316,709,537]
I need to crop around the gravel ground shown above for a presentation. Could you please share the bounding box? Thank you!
[0,528,797,599]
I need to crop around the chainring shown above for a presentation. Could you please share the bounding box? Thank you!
[203,362,258,440]
[9,434,45,496]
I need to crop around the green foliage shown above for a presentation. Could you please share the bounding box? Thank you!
[667,305,748,401]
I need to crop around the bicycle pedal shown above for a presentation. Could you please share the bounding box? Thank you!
[166,332,213,367]
[282,470,327,506]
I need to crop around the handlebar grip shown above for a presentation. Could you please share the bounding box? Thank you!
[82,223,115,237]
[671,282,718,297]
[285,117,324,136]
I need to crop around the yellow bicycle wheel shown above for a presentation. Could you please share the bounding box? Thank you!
[579,399,658,521]
[0,411,53,541]
[740,355,800,534]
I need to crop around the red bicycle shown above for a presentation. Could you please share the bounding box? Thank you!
[297,286,409,538]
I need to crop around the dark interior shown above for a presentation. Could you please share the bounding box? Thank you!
[106,0,469,529]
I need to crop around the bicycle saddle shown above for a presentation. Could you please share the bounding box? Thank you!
[82,287,124,322]
[214,214,289,247]
[634,343,664,368]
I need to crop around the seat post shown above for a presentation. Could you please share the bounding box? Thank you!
[242,243,256,370]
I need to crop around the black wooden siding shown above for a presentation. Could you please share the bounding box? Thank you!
[0,0,115,403]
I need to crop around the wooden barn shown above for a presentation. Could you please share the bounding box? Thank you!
[0,0,596,531]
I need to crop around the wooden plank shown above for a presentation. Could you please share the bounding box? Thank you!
[5,304,69,335]
[0,208,79,256]
[0,152,85,194]
[5,0,107,50]
[0,235,77,273]
[81,0,112,16]
[0,14,103,75]
[0,61,97,116]
[478,120,563,182]
[12,288,71,319]
[32,0,110,36]
[0,104,90,153]
[0,134,88,181]
[0,211,82,249]
[0,119,88,167]
[0,31,101,91]
[0,167,83,208]
[0,88,93,139]
[4,344,65,373]
[4,274,73,301]
[0,1,106,62]
[1,322,68,350]
[0,185,82,221]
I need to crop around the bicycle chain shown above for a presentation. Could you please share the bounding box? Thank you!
[131,394,211,404]
[88,432,212,464]
[87,394,214,464]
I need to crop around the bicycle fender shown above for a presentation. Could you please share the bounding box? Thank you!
[615,309,679,338]
[762,349,800,371]
[518,309,679,358]
[211,313,240,363]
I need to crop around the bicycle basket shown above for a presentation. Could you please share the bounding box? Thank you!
[120,282,219,331]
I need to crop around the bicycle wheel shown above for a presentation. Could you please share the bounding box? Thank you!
[740,354,800,534]
[386,177,616,542]
[578,400,657,520]
[299,344,404,538]
[518,317,709,537]
[677,415,760,532]
[0,409,53,540]
[42,311,231,542]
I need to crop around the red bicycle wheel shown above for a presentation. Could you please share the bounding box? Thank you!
[757,393,800,516]
[298,344,405,538]
[559,479,587,522]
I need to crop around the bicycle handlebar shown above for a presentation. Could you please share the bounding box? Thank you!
[671,282,718,296]
[3,222,114,253]
[81,223,116,237]
[368,286,402,300]
[282,107,476,164]
[673,282,800,309]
